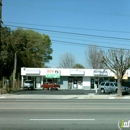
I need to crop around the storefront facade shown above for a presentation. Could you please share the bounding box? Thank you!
[21,67,130,90]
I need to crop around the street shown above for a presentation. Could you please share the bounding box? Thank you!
[10,88,121,95]
[0,99,130,130]
[11,89,96,95]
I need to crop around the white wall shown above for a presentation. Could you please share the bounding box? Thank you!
[21,68,122,77]
[83,77,91,90]
[21,68,130,90]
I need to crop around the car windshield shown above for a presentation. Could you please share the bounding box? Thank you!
[25,81,33,83]
[100,83,105,85]
[114,83,117,86]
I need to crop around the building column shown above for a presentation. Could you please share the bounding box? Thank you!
[21,76,24,88]
[41,76,43,86]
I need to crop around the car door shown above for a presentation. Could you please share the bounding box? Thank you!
[109,83,115,92]
[105,82,110,92]
[113,82,118,92]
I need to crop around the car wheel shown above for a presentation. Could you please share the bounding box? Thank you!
[101,88,105,93]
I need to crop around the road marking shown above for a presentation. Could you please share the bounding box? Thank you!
[30,119,95,121]
[0,102,130,104]
[0,108,130,110]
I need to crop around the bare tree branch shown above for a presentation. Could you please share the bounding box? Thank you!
[102,49,130,96]
[59,52,75,68]
[85,45,105,69]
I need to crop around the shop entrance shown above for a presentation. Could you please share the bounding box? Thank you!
[68,77,83,89]
[90,78,95,89]
[90,78,100,89]
[90,77,111,89]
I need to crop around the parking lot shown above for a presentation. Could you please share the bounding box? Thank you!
[11,88,126,96]
[12,89,96,95]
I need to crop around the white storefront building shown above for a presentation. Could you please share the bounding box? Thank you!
[21,67,130,90]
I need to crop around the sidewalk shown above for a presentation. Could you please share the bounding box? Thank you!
[0,93,130,99]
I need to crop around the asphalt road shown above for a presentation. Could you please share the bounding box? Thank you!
[11,89,109,95]
[0,99,130,130]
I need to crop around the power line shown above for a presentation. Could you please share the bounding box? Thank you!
[52,40,130,50]
[5,24,130,42]
[4,21,130,34]
[50,35,130,47]
[2,24,130,50]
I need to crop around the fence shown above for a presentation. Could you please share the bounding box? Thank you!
[0,79,21,94]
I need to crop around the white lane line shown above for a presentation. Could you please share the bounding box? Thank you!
[30,119,95,121]
[1,108,130,110]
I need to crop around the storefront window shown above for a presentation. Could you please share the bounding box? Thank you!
[43,78,60,84]
[68,77,83,89]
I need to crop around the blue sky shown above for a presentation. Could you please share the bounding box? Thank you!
[2,0,130,68]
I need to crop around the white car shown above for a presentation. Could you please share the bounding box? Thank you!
[99,82,130,94]
[23,80,34,90]
[99,82,116,93]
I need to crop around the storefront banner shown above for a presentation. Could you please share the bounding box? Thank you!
[46,70,60,78]
[93,69,108,76]
[25,69,40,74]
[46,74,60,78]
[70,70,84,75]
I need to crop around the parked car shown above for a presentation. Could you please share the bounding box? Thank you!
[99,81,130,94]
[99,82,116,93]
[23,80,34,90]
[41,82,60,90]
[115,85,130,94]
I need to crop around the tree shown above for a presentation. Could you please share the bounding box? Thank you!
[85,45,104,69]
[0,27,13,79]
[11,28,53,68]
[102,49,130,96]
[73,63,85,68]
[59,52,75,68]
[0,27,53,79]
[10,28,53,76]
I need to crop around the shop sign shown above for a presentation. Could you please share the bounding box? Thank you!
[70,70,84,75]
[93,69,108,76]
[46,70,60,78]
[25,69,40,74]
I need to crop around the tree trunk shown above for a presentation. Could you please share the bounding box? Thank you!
[117,78,122,96]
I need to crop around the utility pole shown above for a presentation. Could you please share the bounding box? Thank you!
[13,52,17,90]
[0,0,2,49]
[0,0,4,92]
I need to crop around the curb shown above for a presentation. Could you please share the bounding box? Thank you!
[0,94,130,99]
